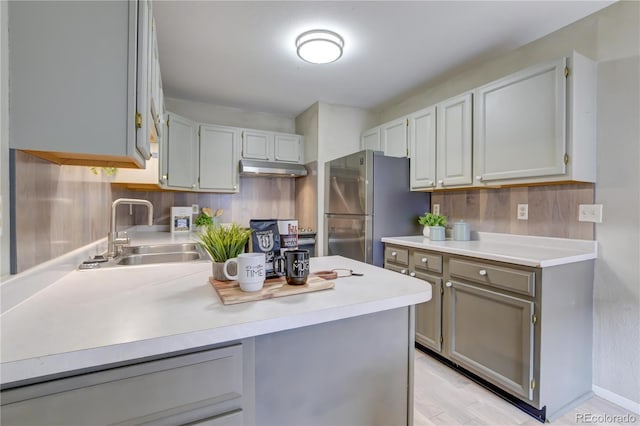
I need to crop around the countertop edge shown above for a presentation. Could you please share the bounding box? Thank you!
[0,292,429,387]
[381,235,597,267]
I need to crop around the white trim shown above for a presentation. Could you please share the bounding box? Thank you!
[593,385,640,415]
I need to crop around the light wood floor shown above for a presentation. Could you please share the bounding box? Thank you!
[413,348,638,426]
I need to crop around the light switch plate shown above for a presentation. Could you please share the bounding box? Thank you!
[517,204,528,220]
[432,204,440,215]
[579,204,603,223]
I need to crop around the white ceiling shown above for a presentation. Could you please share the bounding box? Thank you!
[154,1,613,117]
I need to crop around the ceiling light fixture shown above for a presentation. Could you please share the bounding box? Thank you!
[296,30,344,64]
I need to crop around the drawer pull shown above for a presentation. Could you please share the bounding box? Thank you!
[400,269,407,274]
[445,281,452,288]
[479,269,487,276]
[409,272,416,277]
[391,251,397,257]
[421,257,428,263]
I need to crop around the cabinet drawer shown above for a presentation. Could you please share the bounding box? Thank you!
[1,345,243,426]
[412,251,443,274]
[385,263,409,275]
[449,258,535,297]
[385,246,409,266]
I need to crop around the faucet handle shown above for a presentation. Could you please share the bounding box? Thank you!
[114,231,130,246]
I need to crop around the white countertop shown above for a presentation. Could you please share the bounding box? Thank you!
[0,230,430,386]
[381,232,597,267]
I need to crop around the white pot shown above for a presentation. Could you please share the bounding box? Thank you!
[422,226,430,238]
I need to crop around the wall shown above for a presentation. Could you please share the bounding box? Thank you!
[122,177,295,229]
[12,152,114,273]
[593,55,639,407]
[375,1,640,409]
[0,1,8,277]
[430,184,595,240]
[165,97,295,133]
[11,151,295,274]
[296,102,375,255]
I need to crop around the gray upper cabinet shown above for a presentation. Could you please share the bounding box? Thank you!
[409,106,437,190]
[8,1,153,168]
[474,52,596,186]
[436,92,473,188]
[241,130,303,164]
[200,125,240,193]
[165,113,198,190]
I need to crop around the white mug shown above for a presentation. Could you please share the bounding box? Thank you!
[224,253,266,292]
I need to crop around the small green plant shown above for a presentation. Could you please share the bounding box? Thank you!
[418,212,447,227]
[194,212,214,227]
[198,223,252,262]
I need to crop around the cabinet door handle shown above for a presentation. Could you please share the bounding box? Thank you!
[391,251,397,257]
[438,180,444,185]
[479,269,487,276]
[409,272,416,277]
[192,183,197,189]
[400,269,407,274]
[421,257,428,263]
[476,175,483,181]
[445,281,452,287]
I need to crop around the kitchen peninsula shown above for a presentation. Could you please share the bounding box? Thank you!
[0,230,430,425]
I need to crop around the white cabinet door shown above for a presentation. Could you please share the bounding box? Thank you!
[274,134,302,163]
[409,106,437,190]
[361,127,381,151]
[135,0,153,161]
[436,92,473,188]
[475,57,567,184]
[166,113,198,190]
[382,118,408,157]
[242,130,272,160]
[199,125,239,193]
[8,1,146,168]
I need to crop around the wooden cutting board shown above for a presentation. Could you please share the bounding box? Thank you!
[210,275,335,305]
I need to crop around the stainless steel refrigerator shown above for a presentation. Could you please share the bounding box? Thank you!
[324,150,428,266]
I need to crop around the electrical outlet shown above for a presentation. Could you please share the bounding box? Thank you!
[432,204,440,215]
[517,204,528,220]
[579,204,603,223]
[192,204,199,214]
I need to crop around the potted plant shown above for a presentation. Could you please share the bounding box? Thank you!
[194,210,214,233]
[418,212,447,240]
[198,223,253,281]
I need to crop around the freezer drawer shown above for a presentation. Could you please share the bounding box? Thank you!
[325,214,372,263]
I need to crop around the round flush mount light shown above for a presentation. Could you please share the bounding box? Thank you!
[296,30,344,64]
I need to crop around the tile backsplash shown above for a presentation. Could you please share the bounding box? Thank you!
[430,183,595,240]
[13,151,296,273]
[11,150,594,274]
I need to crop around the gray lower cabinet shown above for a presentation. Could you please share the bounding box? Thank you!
[0,343,252,426]
[384,243,594,421]
[447,280,534,401]
[385,245,443,353]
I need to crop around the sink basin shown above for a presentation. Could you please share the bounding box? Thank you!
[117,252,203,265]
[121,243,202,255]
[79,242,210,269]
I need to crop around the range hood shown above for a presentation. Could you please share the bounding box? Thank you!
[239,159,307,177]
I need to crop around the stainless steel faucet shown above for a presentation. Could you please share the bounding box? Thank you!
[108,198,154,257]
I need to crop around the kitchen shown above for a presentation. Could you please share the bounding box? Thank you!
[1,1,639,425]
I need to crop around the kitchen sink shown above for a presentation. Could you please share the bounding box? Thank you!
[121,243,202,256]
[117,252,203,265]
[79,243,210,269]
